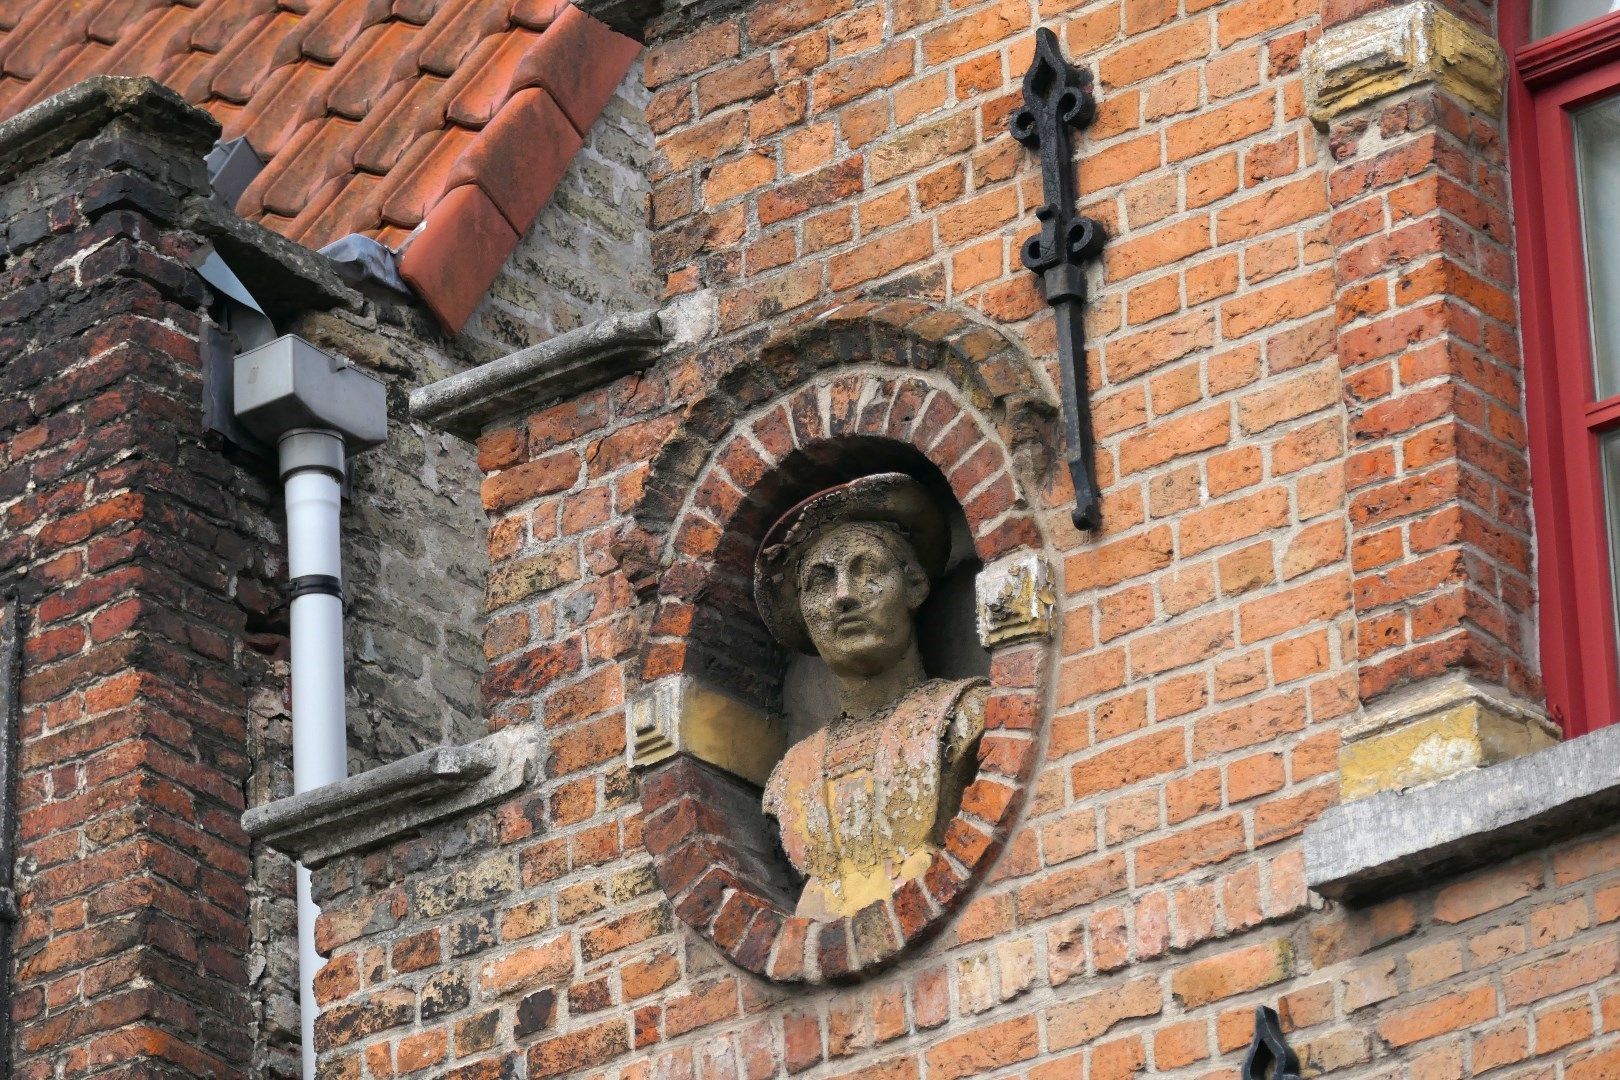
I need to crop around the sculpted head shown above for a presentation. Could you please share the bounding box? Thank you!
[755,473,949,677]
[795,522,930,678]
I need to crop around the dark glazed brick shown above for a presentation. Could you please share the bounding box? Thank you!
[730,906,783,973]
[814,918,853,981]
[672,867,734,931]
[710,889,764,953]
[514,988,558,1038]
[924,853,968,910]
[892,879,934,941]
[421,971,471,1019]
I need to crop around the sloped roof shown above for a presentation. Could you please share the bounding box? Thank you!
[0,0,641,330]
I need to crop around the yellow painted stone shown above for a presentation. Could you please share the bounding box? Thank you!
[976,554,1055,647]
[679,681,785,789]
[1304,1,1505,122]
[1340,698,1558,800]
[629,677,785,788]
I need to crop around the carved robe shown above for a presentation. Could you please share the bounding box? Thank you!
[763,677,988,919]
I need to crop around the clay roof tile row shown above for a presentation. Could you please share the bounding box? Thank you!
[0,0,639,330]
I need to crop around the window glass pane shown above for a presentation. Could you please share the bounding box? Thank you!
[1534,0,1617,40]
[1601,433,1620,648]
[1577,95,1620,399]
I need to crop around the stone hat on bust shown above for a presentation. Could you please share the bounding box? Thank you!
[754,472,950,654]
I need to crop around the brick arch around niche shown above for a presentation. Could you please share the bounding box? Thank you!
[627,300,1062,983]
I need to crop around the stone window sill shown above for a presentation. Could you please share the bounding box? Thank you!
[242,728,533,867]
[1304,722,1620,902]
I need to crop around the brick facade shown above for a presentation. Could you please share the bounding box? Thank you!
[0,81,274,1078]
[287,0,1620,1075]
[4,0,1617,1078]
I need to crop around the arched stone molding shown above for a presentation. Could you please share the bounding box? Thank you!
[619,300,1061,582]
[625,300,1059,983]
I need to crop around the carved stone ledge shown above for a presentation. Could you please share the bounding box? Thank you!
[975,554,1055,648]
[243,727,534,867]
[409,309,671,440]
[1307,721,1620,902]
[1303,1,1505,123]
[629,676,784,788]
[1339,674,1558,800]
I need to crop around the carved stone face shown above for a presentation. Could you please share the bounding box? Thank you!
[795,523,930,678]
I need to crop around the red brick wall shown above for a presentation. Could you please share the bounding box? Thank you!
[293,1,1593,1079]
[1323,56,1534,707]
[0,84,280,1077]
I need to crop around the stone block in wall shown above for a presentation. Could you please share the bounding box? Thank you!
[1304,0,1506,122]
[629,675,783,786]
[1338,674,1559,799]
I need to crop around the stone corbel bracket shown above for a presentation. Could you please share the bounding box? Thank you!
[976,554,1056,648]
[1303,0,1506,123]
[243,727,534,868]
[630,676,786,787]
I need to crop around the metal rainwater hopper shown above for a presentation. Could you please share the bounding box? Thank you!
[233,335,388,452]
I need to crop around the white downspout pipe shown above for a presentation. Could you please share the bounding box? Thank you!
[232,334,386,1080]
[280,429,348,1080]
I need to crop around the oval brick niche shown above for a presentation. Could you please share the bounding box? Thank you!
[628,303,1061,983]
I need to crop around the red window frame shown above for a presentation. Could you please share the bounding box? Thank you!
[1506,0,1620,735]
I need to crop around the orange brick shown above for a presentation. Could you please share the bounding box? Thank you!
[923,1015,1039,1080]
[1135,815,1246,884]
[1376,985,1497,1048]
[1047,977,1162,1051]
[1118,403,1230,475]
[1170,939,1293,1007]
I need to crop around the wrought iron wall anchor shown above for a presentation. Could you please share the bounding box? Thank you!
[1243,1006,1303,1080]
[1010,27,1108,531]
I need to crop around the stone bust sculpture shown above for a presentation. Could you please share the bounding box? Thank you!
[756,473,988,919]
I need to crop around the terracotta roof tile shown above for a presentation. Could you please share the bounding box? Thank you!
[191,0,276,53]
[349,73,443,172]
[208,10,297,102]
[398,182,517,329]
[299,0,390,63]
[237,58,335,155]
[325,19,416,119]
[381,123,479,227]
[414,0,508,76]
[0,1,31,32]
[0,2,102,82]
[105,7,201,76]
[0,0,640,332]
[445,26,540,127]
[15,43,113,112]
[375,224,412,247]
[163,48,213,98]
[447,86,578,233]
[292,167,385,244]
[390,0,440,24]
[254,114,361,216]
[509,0,568,29]
[89,0,169,46]
[509,3,638,133]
